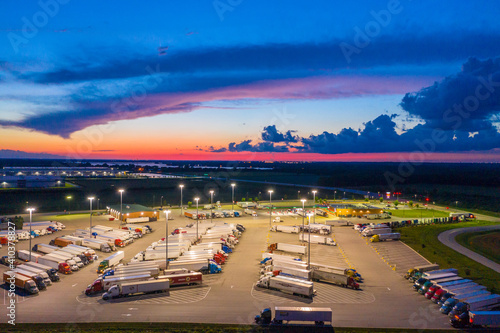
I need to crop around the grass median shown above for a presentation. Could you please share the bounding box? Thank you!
[455,230,500,264]
[396,220,500,292]
[388,209,449,219]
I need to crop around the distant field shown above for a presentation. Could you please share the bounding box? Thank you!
[388,209,449,218]
[456,230,500,264]
[396,220,500,292]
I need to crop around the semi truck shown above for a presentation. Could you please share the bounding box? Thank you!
[37,256,72,274]
[23,261,60,282]
[370,233,401,242]
[157,272,203,287]
[107,266,160,277]
[450,310,500,328]
[32,243,60,254]
[58,235,84,246]
[46,251,83,269]
[13,268,47,290]
[66,244,97,261]
[361,227,392,237]
[255,306,332,325]
[309,263,362,282]
[424,269,460,278]
[123,224,152,234]
[16,250,42,262]
[85,273,152,295]
[268,243,306,255]
[265,264,311,280]
[16,265,51,286]
[261,252,301,264]
[102,279,170,300]
[132,249,182,262]
[311,268,360,289]
[167,259,221,274]
[256,275,315,298]
[3,272,39,294]
[270,225,300,234]
[81,238,112,253]
[449,295,500,317]
[299,233,336,246]
[404,264,441,280]
[58,247,89,265]
[49,237,73,247]
[97,251,125,273]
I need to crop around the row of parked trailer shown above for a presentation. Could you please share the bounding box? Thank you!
[0,221,66,244]
[3,241,101,294]
[354,223,401,242]
[271,223,332,235]
[71,224,152,250]
[406,265,500,328]
[256,243,363,298]
[128,222,245,275]
[184,210,242,219]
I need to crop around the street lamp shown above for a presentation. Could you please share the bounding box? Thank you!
[268,190,273,228]
[307,213,313,271]
[119,189,124,223]
[66,196,72,213]
[164,210,171,269]
[194,197,199,240]
[231,184,236,212]
[27,208,35,261]
[179,185,184,216]
[301,199,306,245]
[210,190,214,223]
[334,191,336,201]
[312,190,317,224]
[88,197,94,234]
[160,196,163,209]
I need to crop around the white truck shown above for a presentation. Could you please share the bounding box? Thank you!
[167,259,222,274]
[81,238,112,253]
[256,275,315,298]
[102,279,170,300]
[255,306,332,325]
[299,233,336,246]
[261,252,302,264]
[311,268,360,289]
[265,264,311,280]
[66,244,97,261]
[370,233,401,242]
[304,223,332,235]
[45,253,80,270]
[51,251,84,268]
[270,225,300,234]
[85,273,152,295]
[269,243,306,255]
[23,261,61,282]
[133,249,182,261]
[16,265,52,286]
[17,250,42,262]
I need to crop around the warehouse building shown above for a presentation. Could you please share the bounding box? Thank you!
[328,204,384,218]
[107,204,159,222]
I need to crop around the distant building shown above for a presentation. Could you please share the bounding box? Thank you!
[0,175,64,188]
[328,203,384,217]
[107,204,159,222]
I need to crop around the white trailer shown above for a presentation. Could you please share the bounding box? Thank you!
[17,265,52,286]
[362,227,392,237]
[299,233,336,246]
[17,250,42,262]
[465,295,500,311]
[269,264,311,280]
[272,243,306,255]
[103,279,169,300]
[81,238,112,252]
[59,235,84,246]
[256,306,332,325]
[261,252,302,263]
[33,243,60,254]
[256,275,314,298]
[97,251,125,273]
[270,225,300,234]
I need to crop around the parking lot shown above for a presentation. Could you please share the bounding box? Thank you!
[0,210,451,329]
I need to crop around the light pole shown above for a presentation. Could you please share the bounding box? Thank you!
[301,199,306,245]
[307,213,313,271]
[161,196,163,209]
[164,210,171,268]
[179,185,184,216]
[210,190,214,223]
[27,208,35,261]
[334,191,336,201]
[88,197,94,234]
[298,190,300,200]
[119,189,124,223]
[97,198,100,210]
[66,196,72,213]
[268,190,273,228]
[312,190,317,224]
[195,197,199,240]
[231,183,235,213]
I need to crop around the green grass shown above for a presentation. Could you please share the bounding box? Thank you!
[466,208,500,218]
[0,323,461,333]
[456,230,500,264]
[396,220,500,292]
[388,208,449,218]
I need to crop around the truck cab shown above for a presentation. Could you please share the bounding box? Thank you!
[418,281,434,294]
[254,308,272,325]
[413,277,428,291]
[438,292,454,305]
[449,302,468,318]
[440,298,458,314]
[85,280,104,295]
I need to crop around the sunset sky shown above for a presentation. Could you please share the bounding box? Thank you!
[1,0,500,161]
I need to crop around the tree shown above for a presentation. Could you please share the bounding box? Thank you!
[187,201,192,208]
[364,198,369,202]
[254,197,259,202]
[241,197,246,201]
[394,200,400,207]
[379,197,383,203]
[415,203,420,208]
[408,201,413,208]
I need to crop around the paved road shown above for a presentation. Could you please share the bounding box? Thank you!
[438,225,500,273]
